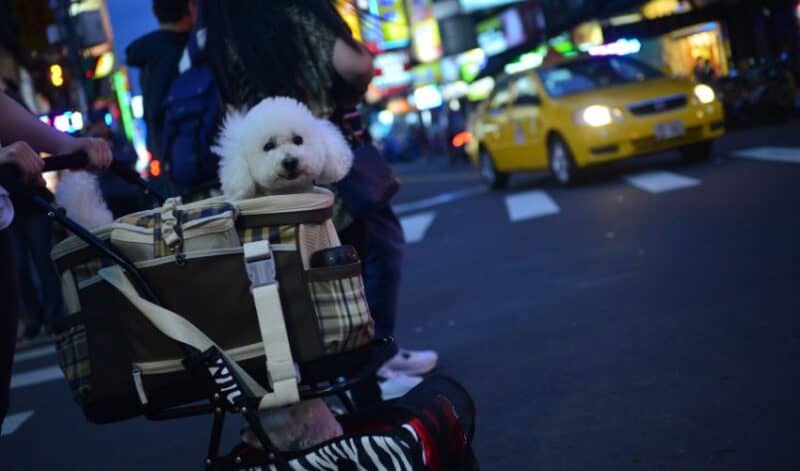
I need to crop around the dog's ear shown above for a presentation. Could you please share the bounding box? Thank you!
[315,119,354,184]
[212,108,257,200]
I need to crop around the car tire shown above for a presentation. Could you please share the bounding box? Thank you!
[680,140,714,162]
[548,135,579,185]
[480,147,509,190]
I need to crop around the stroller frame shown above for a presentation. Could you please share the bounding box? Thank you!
[16,154,394,470]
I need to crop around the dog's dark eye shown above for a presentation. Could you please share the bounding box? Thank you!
[263,141,275,152]
[292,135,303,146]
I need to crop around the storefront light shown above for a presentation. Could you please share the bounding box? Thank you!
[53,114,71,133]
[467,76,494,102]
[378,110,395,126]
[131,95,144,119]
[93,52,115,79]
[70,111,84,131]
[413,84,443,111]
[588,38,642,56]
[504,51,544,74]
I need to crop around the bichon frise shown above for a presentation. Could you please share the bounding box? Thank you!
[213,97,355,452]
[212,96,353,200]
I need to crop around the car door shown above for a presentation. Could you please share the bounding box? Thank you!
[508,73,547,170]
[479,77,515,167]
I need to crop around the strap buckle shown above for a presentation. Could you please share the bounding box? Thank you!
[243,240,276,288]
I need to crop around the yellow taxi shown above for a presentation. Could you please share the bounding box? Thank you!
[467,55,725,187]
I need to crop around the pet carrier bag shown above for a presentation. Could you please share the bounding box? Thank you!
[51,188,377,424]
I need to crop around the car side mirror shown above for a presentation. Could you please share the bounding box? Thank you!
[516,95,541,106]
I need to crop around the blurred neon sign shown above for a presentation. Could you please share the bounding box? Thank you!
[413,84,443,110]
[41,111,84,133]
[588,38,642,56]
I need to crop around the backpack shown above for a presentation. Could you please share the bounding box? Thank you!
[160,28,221,191]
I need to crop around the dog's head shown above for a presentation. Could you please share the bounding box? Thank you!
[212,97,353,200]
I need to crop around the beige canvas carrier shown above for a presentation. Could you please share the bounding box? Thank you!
[51,188,374,423]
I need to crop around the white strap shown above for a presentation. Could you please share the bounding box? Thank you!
[243,240,300,410]
[97,265,298,409]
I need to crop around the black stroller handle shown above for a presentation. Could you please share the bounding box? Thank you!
[42,151,90,172]
[0,151,92,184]
[0,151,167,205]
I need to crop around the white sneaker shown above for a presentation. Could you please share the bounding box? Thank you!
[381,348,439,376]
[377,367,423,400]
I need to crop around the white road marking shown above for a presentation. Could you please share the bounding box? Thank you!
[505,190,560,222]
[733,147,800,164]
[1,411,34,437]
[393,185,487,215]
[400,212,436,244]
[625,170,700,194]
[14,345,56,364]
[11,365,63,390]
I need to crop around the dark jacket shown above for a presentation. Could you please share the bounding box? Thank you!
[126,30,188,159]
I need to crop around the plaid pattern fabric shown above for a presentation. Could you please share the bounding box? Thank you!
[239,224,296,245]
[118,202,236,257]
[55,322,92,398]
[72,257,113,285]
[308,275,374,354]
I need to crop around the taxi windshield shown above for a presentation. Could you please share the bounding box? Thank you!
[538,56,663,98]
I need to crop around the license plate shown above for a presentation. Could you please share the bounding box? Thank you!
[654,120,685,140]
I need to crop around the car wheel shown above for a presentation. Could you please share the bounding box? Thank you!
[548,135,578,185]
[480,147,509,190]
[680,140,714,162]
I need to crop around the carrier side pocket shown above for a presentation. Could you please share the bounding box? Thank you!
[306,263,374,354]
[53,313,91,401]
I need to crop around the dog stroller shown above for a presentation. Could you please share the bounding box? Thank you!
[5,154,477,470]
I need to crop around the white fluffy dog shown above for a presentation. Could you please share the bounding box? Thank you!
[213,97,355,452]
[212,96,353,200]
[55,171,114,229]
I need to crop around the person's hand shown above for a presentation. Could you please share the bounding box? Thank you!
[58,137,113,170]
[0,142,44,182]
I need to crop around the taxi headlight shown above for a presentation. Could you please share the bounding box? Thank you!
[576,105,614,127]
[693,84,715,104]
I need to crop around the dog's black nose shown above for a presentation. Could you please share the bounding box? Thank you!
[282,157,299,172]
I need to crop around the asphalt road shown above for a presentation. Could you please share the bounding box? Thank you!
[3,121,800,469]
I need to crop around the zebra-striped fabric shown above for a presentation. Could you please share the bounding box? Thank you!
[260,426,422,471]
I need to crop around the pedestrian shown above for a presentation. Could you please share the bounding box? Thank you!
[202,0,438,402]
[125,0,196,162]
[0,91,112,428]
[0,78,65,341]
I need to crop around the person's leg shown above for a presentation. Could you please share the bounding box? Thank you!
[338,218,383,407]
[25,212,63,330]
[0,228,21,425]
[364,205,439,378]
[10,218,42,337]
[361,204,405,341]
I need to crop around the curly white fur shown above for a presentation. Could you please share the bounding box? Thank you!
[212,97,353,200]
[212,97,355,451]
[55,171,114,229]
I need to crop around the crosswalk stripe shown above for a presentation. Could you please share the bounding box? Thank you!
[624,170,700,194]
[1,410,34,437]
[732,147,800,164]
[505,190,560,222]
[11,365,63,390]
[393,185,486,215]
[400,211,436,244]
[14,345,56,364]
